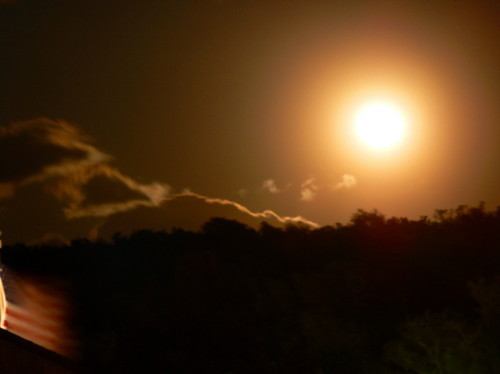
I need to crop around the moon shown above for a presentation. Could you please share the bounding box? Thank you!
[353,102,407,150]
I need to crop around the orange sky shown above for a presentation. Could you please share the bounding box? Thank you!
[0,0,498,244]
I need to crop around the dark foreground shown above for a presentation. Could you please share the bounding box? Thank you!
[2,205,499,373]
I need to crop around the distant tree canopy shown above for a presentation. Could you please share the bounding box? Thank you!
[1,203,499,373]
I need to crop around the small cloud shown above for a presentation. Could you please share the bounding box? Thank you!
[236,188,248,197]
[262,179,281,194]
[335,174,357,190]
[300,177,318,202]
[300,188,316,202]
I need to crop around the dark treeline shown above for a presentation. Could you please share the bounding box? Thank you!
[2,204,500,373]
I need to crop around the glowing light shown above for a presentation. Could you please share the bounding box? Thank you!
[354,102,407,150]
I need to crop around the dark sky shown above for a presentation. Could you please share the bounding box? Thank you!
[1,0,499,244]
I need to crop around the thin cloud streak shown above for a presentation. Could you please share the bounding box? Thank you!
[173,192,319,228]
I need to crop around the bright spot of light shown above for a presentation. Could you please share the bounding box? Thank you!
[353,101,408,150]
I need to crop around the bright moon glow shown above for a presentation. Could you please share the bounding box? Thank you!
[354,102,407,150]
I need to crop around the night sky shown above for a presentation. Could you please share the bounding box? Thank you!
[1,0,498,244]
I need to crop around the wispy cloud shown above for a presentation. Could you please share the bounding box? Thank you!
[300,177,318,202]
[58,165,170,219]
[0,118,105,186]
[334,174,357,190]
[0,118,169,218]
[0,118,319,243]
